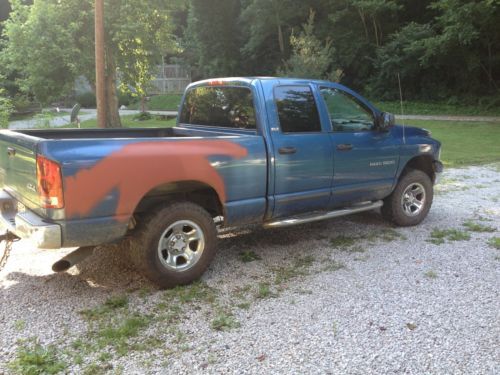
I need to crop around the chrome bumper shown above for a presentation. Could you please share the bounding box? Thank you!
[0,190,61,249]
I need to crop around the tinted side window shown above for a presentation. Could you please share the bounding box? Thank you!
[275,86,322,133]
[180,86,256,129]
[320,88,374,132]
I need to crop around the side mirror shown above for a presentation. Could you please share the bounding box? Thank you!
[378,112,395,131]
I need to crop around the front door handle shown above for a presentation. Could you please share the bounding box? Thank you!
[7,147,16,157]
[336,144,353,151]
[278,147,297,155]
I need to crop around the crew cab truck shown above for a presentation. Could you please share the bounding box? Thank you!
[0,78,442,287]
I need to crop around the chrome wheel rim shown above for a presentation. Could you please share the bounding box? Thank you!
[157,220,205,272]
[401,182,426,217]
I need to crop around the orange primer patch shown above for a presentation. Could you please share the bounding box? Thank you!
[64,140,248,221]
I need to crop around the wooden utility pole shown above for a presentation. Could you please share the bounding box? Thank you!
[95,0,106,128]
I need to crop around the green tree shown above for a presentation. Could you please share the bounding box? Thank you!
[1,0,182,127]
[278,11,339,81]
[421,0,500,95]
[185,0,242,78]
[325,0,402,91]
[0,86,13,128]
[240,0,330,75]
[369,22,435,99]
[349,0,402,47]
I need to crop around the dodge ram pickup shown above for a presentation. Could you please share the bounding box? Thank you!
[0,77,442,287]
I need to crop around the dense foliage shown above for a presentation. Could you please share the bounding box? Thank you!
[0,88,12,128]
[0,0,182,126]
[182,0,500,102]
[0,0,499,110]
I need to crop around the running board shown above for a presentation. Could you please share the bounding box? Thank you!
[263,201,383,229]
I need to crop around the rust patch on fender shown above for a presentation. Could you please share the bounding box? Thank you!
[64,140,248,221]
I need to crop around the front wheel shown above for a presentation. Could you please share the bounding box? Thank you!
[128,202,218,288]
[381,169,433,227]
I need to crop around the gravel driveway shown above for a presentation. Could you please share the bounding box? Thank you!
[1,164,499,374]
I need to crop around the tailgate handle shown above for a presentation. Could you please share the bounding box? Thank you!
[7,147,16,157]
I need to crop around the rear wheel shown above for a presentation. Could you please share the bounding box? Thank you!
[382,169,433,227]
[128,202,217,288]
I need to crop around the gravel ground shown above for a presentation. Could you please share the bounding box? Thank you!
[1,164,499,374]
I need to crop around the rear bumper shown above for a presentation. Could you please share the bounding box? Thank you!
[0,190,61,249]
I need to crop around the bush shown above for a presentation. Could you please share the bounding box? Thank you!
[118,91,135,107]
[278,11,340,81]
[11,94,35,113]
[76,92,96,108]
[133,111,153,121]
[33,110,57,128]
[0,93,13,129]
[76,91,138,108]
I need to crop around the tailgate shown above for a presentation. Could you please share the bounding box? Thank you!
[0,131,40,209]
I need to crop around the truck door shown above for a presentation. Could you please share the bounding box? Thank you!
[269,85,334,218]
[318,86,400,207]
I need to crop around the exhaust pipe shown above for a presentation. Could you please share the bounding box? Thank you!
[52,246,95,273]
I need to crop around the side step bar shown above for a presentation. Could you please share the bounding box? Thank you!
[263,200,383,229]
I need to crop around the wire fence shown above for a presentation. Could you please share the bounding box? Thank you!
[150,64,191,94]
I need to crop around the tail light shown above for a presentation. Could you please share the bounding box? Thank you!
[36,155,64,209]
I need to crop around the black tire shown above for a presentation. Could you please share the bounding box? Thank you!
[128,202,217,288]
[381,169,433,227]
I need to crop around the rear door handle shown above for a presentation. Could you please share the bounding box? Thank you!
[336,144,353,151]
[278,147,297,155]
[7,147,16,157]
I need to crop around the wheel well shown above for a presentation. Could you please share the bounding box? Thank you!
[133,181,223,218]
[401,155,435,182]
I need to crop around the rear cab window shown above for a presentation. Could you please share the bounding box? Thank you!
[179,86,256,130]
[274,86,322,133]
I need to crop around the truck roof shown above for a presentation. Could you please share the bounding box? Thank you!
[187,77,378,114]
[189,76,338,87]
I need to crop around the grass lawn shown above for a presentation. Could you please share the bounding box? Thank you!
[139,96,500,117]
[128,94,183,111]
[372,101,500,117]
[76,115,177,129]
[405,120,500,167]
[10,110,69,122]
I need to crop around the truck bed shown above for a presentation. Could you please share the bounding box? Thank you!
[16,127,183,139]
[15,125,258,140]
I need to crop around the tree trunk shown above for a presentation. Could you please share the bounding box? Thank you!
[357,9,369,42]
[272,0,285,55]
[95,0,106,129]
[104,50,122,128]
[277,23,285,55]
[372,16,380,47]
[377,19,383,45]
[486,41,497,92]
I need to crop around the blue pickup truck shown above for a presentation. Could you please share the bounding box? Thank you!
[0,77,442,287]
